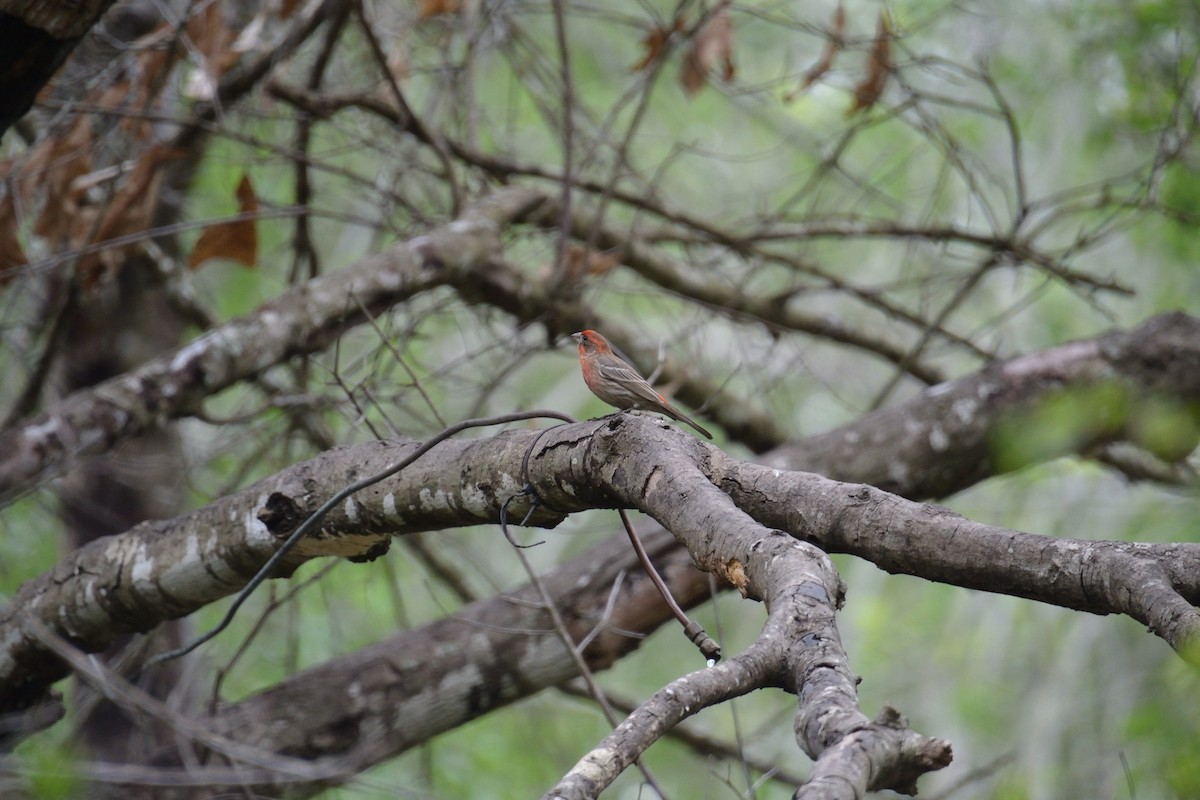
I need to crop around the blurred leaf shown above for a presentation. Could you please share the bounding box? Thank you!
[560,244,620,282]
[184,0,241,99]
[22,739,83,800]
[80,145,179,287]
[29,116,94,242]
[681,3,735,98]
[632,13,687,72]
[0,192,27,278]
[419,0,460,19]
[991,383,1130,471]
[993,384,1199,471]
[789,3,846,98]
[1129,396,1200,462]
[848,13,891,114]
[189,173,259,271]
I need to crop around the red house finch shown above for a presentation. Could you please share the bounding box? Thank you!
[572,330,713,439]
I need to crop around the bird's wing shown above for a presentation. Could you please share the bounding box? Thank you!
[595,361,664,406]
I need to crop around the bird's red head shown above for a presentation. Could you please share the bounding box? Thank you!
[571,330,610,354]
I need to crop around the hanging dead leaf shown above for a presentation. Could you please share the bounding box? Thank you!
[681,3,735,98]
[848,12,891,115]
[631,14,687,72]
[31,115,95,242]
[787,3,845,100]
[185,0,241,99]
[538,244,622,286]
[418,0,461,19]
[116,23,179,136]
[565,244,621,280]
[0,193,28,283]
[189,173,259,271]
[79,145,179,287]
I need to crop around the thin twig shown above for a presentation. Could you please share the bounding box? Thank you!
[353,0,461,214]
[503,516,669,798]
[550,0,576,283]
[618,509,721,662]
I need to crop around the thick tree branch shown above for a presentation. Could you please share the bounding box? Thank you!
[555,416,950,796]
[0,0,116,137]
[4,400,1193,789]
[717,455,1200,655]
[0,188,546,505]
[770,311,1200,498]
[4,314,1196,718]
[180,529,706,799]
[547,645,778,799]
[0,431,568,715]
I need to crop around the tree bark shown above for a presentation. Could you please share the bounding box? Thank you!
[0,0,117,137]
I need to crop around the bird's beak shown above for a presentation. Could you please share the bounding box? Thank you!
[571,332,583,344]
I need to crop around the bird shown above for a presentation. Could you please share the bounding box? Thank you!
[572,330,713,439]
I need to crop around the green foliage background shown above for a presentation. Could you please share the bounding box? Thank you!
[2,0,1199,798]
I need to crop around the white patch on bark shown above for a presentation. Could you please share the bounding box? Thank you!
[376,267,403,291]
[184,533,200,568]
[459,484,486,513]
[887,460,910,484]
[571,749,615,781]
[418,487,449,511]
[952,397,978,423]
[244,503,271,543]
[0,629,23,675]
[170,332,214,373]
[131,543,155,584]
[24,416,62,443]
[929,424,949,452]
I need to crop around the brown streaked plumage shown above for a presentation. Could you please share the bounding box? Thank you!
[572,330,713,439]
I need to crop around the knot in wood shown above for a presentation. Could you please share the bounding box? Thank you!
[258,492,305,538]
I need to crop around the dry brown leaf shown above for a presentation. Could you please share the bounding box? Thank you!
[113,24,179,136]
[631,14,687,72]
[788,3,845,99]
[681,3,735,98]
[537,244,623,286]
[185,0,240,98]
[564,244,620,280]
[848,12,891,114]
[418,0,461,19]
[31,116,95,242]
[0,192,28,281]
[79,145,178,287]
[189,173,259,271]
